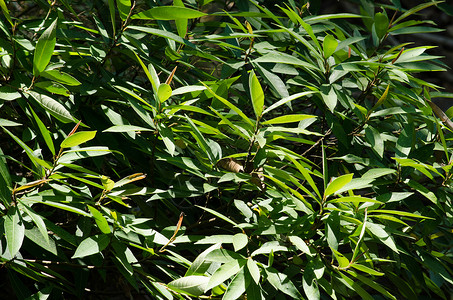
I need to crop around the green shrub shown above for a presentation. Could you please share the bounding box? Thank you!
[0,0,452,299]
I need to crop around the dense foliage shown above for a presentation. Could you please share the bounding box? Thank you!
[0,0,452,299]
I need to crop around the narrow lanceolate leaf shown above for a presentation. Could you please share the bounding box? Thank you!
[33,19,58,75]
[0,0,13,26]
[72,234,110,258]
[249,70,264,119]
[27,91,77,123]
[107,0,116,36]
[61,131,97,148]
[247,258,260,284]
[324,173,354,199]
[131,6,206,20]
[30,106,55,156]
[196,205,238,226]
[174,0,188,38]
[40,70,81,86]
[4,207,25,257]
[88,205,111,234]
[168,276,209,297]
[262,114,316,125]
[19,201,49,243]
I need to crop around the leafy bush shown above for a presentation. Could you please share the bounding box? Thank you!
[0,0,452,299]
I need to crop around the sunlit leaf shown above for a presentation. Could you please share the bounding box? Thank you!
[33,19,58,75]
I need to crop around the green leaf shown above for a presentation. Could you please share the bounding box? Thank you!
[186,243,222,276]
[60,131,97,148]
[107,0,116,36]
[366,222,398,253]
[331,248,350,268]
[131,6,206,20]
[174,0,188,38]
[320,84,337,112]
[72,234,110,258]
[350,263,384,276]
[35,81,70,96]
[364,125,384,158]
[158,123,176,156]
[206,259,245,291]
[249,70,264,120]
[328,196,383,204]
[0,119,21,126]
[4,207,25,257]
[103,125,153,133]
[406,179,437,205]
[0,0,13,26]
[232,233,248,252]
[2,126,51,174]
[29,106,55,156]
[168,276,209,297]
[324,173,354,198]
[27,91,77,123]
[288,235,313,256]
[25,196,91,217]
[19,201,49,243]
[374,12,389,39]
[158,83,172,103]
[88,205,111,234]
[303,263,320,300]
[117,0,131,21]
[369,209,433,219]
[262,114,316,125]
[394,1,443,24]
[186,116,216,163]
[246,258,260,285]
[196,205,238,227]
[323,34,338,58]
[223,267,249,300]
[40,70,81,86]
[265,267,302,298]
[33,19,58,75]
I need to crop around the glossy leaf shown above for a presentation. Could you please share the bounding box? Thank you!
[262,114,316,125]
[323,34,338,58]
[168,276,209,297]
[27,91,77,123]
[132,6,206,20]
[4,207,25,257]
[324,173,354,198]
[40,70,81,86]
[205,259,245,291]
[158,83,172,103]
[61,131,97,148]
[29,106,55,156]
[249,70,264,120]
[88,205,111,234]
[117,0,131,21]
[232,233,248,252]
[72,234,110,258]
[33,19,58,75]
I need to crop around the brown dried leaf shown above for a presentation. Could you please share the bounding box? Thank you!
[217,158,244,173]
[428,101,453,131]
